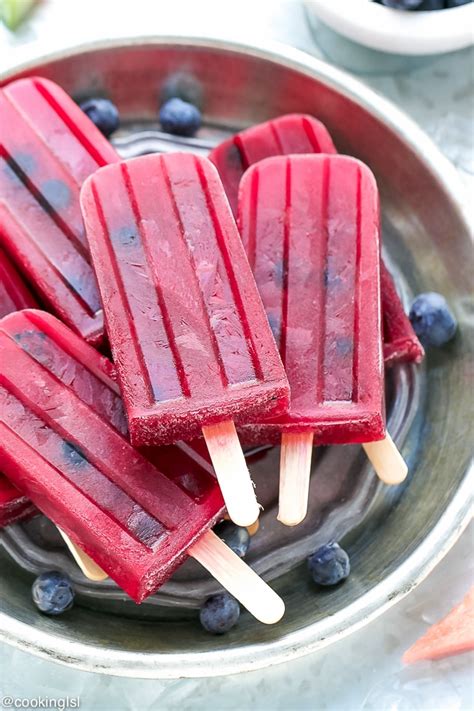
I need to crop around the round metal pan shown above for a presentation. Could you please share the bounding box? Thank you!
[0,36,472,678]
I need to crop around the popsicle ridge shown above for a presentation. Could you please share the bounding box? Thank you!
[351,163,362,404]
[279,156,292,369]
[301,116,323,153]
[315,157,330,404]
[268,121,285,154]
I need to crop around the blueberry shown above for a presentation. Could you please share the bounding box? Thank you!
[445,0,472,6]
[417,0,445,8]
[409,292,457,348]
[214,521,250,558]
[200,593,240,634]
[79,98,120,138]
[308,542,350,586]
[159,98,202,137]
[32,571,75,615]
[160,72,203,110]
[378,0,424,8]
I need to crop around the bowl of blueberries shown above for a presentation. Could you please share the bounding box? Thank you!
[305,0,472,73]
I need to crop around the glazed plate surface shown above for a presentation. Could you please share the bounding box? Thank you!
[0,37,472,678]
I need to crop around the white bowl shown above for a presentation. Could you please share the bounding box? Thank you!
[305,0,474,55]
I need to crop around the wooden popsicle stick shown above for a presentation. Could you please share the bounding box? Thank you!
[57,528,108,582]
[202,420,260,527]
[278,432,314,526]
[190,530,285,624]
[362,433,408,485]
[247,519,260,536]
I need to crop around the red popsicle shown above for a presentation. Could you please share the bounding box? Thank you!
[238,155,407,525]
[0,77,119,344]
[0,310,284,621]
[81,153,290,526]
[381,262,425,366]
[210,113,423,368]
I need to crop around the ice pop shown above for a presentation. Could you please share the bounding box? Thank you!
[0,310,284,622]
[0,248,37,318]
[80,152,290,526]
[238,155,408,525]
[209,113,337,218]
[0,77,120,344]
[381,262,425,366]
[210,114,423,368]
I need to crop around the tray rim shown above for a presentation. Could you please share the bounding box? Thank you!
[0,34,472,679]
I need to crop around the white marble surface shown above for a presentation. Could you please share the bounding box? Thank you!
[1,1,473,709]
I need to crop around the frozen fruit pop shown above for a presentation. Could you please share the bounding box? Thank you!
[238,155,408,525]
[0,76,120,344]
[381,262,425,366]
[80,153,290,526]
[210,113,423,368]
[209,113,336,218]
[0,310,284,622]
[0,248,37,318]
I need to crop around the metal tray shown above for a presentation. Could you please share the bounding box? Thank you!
[0,36,472,679]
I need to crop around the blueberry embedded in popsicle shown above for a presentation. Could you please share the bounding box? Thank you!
[42,179,71,210]
[335,337,354,357]
[3,151,36,181]
[110,224,140,247]
[62,440,88,468]
[13,329,48,361]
